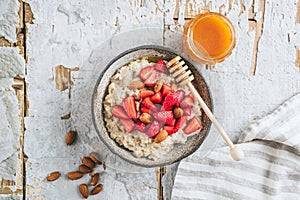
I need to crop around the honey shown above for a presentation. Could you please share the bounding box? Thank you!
[184,12,236,64]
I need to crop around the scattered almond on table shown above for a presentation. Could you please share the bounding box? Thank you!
[90,173,99,186]
[46,130,104,199]
[65,130,77,146]
[79,183,89,199]
[46,171,61,182]
[91,184,103,195]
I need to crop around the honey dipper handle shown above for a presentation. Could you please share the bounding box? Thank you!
[187,82,244,161]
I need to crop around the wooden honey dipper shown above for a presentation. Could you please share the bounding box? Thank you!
[166,56,244,161]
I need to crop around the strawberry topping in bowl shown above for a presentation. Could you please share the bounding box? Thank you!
[110,59,202,145]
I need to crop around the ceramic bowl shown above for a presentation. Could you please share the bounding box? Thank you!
[92,45,212,167]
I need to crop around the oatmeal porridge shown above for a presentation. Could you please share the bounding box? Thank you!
[103,57,203,160]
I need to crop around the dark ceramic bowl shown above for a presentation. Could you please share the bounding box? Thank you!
[92,45,212,167]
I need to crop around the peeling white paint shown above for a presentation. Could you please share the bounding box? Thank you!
[0,48,24,182]
[0,0,19,42]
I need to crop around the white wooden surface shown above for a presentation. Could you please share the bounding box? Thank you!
[1,0,300,199]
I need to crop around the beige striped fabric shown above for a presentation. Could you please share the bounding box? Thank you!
[172,94,300,199]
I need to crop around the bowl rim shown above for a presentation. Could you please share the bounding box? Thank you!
[91,44,213,168]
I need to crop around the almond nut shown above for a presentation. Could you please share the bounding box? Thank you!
[129,80,145,90]
[139,113,152,124]
[46,171,61,182]
[79,183,89,199]
[65,131,77,146]
[89,152,102,165]
[154,130,168,143]
[79,164,92,173]
[90,173,100,186]
[91,184,103,195]
[173,107,183,118]
[154,80,163,93]
[67,171,83,180]
[82,156,95,169]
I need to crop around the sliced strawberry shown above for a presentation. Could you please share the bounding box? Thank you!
[146,121,161,138]
[144,71,159,87]
[135,120,146,133]
[139,66,155,81]
[153,111,175,126]
[155,59,168,73]
[140,90,155,98]
[173,116,187,133]
[183,107,192,116]
[163,126,175,135]
[122,96,137,119]
[112,105,129,119]
[161,84,172,98]
[141,97,155,109]
[174,90,185,104]
[183,117,202,134]
[162,93,179,111]
[150,92,163,104]
[120,118,135,133]
[180,93,195,108]
[141,107,150,114]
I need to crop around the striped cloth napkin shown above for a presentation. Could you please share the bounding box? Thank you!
[172,94,300,199]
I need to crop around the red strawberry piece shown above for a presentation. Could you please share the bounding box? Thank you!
[157,59,165,65]
[161,84,172,98]
[153,111,175,126]
[141,97,155,109]
[120,118,135,133]
[139,66,155,81]
[163,126,175,135]
[162,93,179,111]
[144,71,159,87]
[146,121,161,138]
[150,92,163,104]
[141,106,150,114]
[112,105,129,119]
[174,90,185,103]
[173,116,187,133]
[155,59,168,73]
[183,117,202,134]
[140,90,155,98]
[122,96,137,119]
[135,120,146,133]
[180,94,195,108]
[183,107,192,116]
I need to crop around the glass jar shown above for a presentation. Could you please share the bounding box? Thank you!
[183,12,236,64]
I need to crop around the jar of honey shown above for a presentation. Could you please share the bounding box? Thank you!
[183,12,236,64]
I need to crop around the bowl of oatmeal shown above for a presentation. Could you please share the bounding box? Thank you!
[92,45,212,167]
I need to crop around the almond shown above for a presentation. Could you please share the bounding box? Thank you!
[154,130,168,143]
[82,156,95,169]
[89,152,102,165]
[173,107,183,118]
[129,80,145,90]
[46,171,61,182]
[90,173,100,186]
[79,164,92,173]
[91,184,103,195]
[139,113,151,124]
[67,171,83,180]
[154,80,163,93]
[65,131,77,146]
[79,183,89,199]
